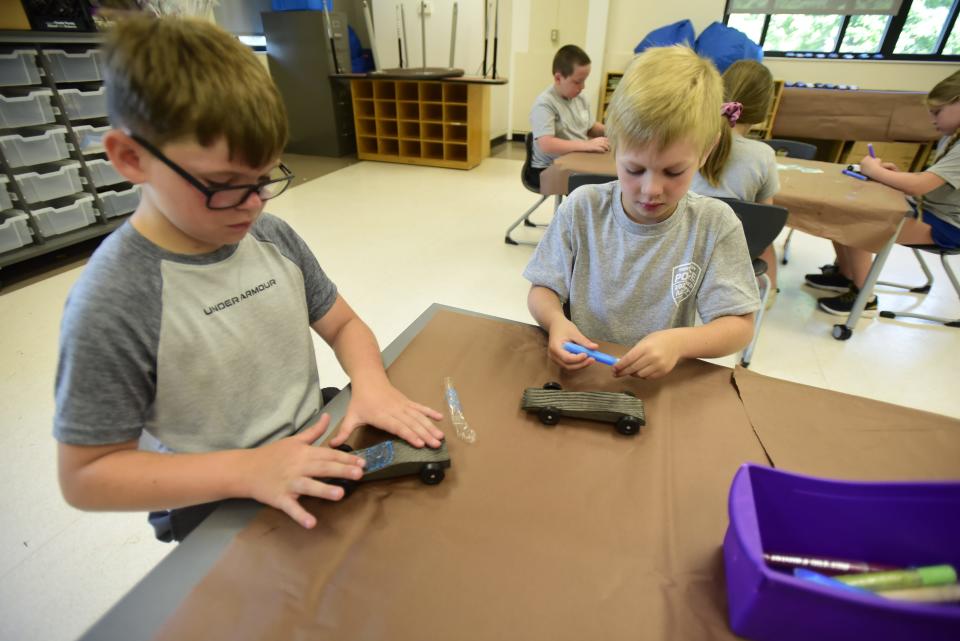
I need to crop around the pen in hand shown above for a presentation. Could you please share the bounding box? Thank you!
[867,143,876,158]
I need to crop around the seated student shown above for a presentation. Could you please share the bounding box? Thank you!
[528,44,609,189]
[523,46,760,380]
[53,16,443,542]
[805,69,960,316]
[691,60,780,297]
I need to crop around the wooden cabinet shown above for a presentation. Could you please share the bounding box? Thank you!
[597,71,621,123]
[350,79,490,170]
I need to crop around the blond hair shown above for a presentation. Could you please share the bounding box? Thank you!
[102,15,288,167]
[701,60,774,186]
[604,46,722,156]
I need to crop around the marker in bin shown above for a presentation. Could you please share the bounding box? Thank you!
[563,342,619,366]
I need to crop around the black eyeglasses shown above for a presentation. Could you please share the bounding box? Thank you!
[129,133,295,210]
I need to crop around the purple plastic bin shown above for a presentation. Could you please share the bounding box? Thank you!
[723,464,960,641]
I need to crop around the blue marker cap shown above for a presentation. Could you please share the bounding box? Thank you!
[563,341,619,366]
[794,568,873,595]
[842,168,869,181]
[867,143,876,158]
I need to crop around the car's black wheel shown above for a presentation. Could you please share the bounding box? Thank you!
[543,381,562,391]
[538,406,561,425]
[420,463,446,485]
[622,390,636,398]
[335,443,354,453]
[326,477,358,498]
[615,416,641,436]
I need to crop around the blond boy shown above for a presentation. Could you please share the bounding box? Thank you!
[54,17,442,541]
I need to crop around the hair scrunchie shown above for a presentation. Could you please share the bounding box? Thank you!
[721,102,743,128]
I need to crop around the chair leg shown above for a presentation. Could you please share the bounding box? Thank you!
[879,253,960,327]
[877,248,934,293]
[780,229,794,265]
[740,274,770,368]
[505,195,550,246]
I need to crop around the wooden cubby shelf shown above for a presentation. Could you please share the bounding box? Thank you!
[350,79,490,170]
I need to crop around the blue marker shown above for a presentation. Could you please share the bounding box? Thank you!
[794,568,873,595]
[563,342,619,366]
[867,143,876,158]
[842,168,869,181]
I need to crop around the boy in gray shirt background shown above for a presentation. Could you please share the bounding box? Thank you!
[528,44,609,188]
[524,47,759,380]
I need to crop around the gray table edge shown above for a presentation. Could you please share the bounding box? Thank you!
[78,303,522,641]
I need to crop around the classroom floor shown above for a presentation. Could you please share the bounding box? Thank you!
[2,149,959,641]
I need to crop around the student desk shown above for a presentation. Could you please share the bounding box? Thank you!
[78,306,960,641]
[538,153,912,340]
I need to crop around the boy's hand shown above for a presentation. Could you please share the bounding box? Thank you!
[330,381,444,450]
[583,137,610,153]
[613,330,683,379]
[548,319,599,371]
[244,415,366,529]
[860,155,896,176]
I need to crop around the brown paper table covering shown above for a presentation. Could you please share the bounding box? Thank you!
[153,309,769,641]
[772,88,939,142]
[732,366,960,482]
[539,154,909,253]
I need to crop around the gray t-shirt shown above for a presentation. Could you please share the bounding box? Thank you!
[54,214,338,452]
[523,181,760,346]
[690,134,779,202]
[530,85,593,169]
[915,135,960,229]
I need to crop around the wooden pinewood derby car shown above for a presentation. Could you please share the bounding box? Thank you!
[327,439,451,497]
[521,382,646,435]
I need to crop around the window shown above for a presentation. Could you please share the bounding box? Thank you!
[724,0,960,61]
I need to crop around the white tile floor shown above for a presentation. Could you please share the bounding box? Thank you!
[1,156,958,641]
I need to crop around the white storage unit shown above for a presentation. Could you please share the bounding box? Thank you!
[0,90,55,128]
[30,195,97,237]
[73,124,110,155]
[58,87,107,120]
[0,127,71,167]
[0,175,12,210]
[100,185,140,218]
[43,49,103,83]
[0,212,33,253]
[16,162,84,203]
[86,157,123,187]
[0,50,41,87]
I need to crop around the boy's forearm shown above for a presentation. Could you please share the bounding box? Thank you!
[527,286,566,332]
[537,135,591,155]
[669,314,754,359]
[60,446,251,511]
[328,315,390,387]
[866,168,943,197]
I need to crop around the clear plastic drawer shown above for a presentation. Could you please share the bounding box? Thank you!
[16,162,84,203]
[0,175,12,211]
[59,87,107,120]
[100,185,140,218]
[31,195,97,237]
[0,50,41,87]
[0,127,71,167]
[43,49,103,83]
[0,211,33,254]
[73,124,110,155]
[0,90,55,128]
[85,158,124,187]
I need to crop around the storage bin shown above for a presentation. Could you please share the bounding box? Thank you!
[723,464,960,641]
[43,49,103,83]
[0,127,70,167]
[0,175,12,210]
[99,185,139,218]
[58,87,107,120]
[85,158,123,187]
[16,162,84,203]
[0,211,33,253]
[31,195,97,237]
[0,50,41,87]
[73,124,110,155]
[0,90,55,128]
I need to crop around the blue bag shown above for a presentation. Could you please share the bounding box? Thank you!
[633,20,695,54]
[695,21,763,73]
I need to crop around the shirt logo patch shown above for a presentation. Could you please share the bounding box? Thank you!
[672,262,702,306]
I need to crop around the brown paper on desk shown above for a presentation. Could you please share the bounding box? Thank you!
[152,309,768,641]
[733,366,960,481]
[538,151,614,196]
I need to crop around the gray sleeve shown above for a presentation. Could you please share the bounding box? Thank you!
[254,215,338,323]
[756,146,780,202]
[54,253,161,445]
[927,141,960,189]
[522,201,576,301]
[696,216,761,323]
[530,98,557,140]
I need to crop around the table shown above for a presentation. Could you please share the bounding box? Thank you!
[78,305,960,641]
[539,153,912,339]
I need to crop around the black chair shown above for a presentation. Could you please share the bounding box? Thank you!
[717,198,790,368]
[567,172,616,193]
[505,132,552,246]
[763,139,816,266]
[879,245,960,327]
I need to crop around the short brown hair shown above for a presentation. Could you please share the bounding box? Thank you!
[102,15,288,167]
[552,45,590,77]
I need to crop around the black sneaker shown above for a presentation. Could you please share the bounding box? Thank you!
[818,288,878,317]
[819,262,840,277]
[805,272,853,292]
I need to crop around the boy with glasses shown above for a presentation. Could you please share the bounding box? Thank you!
[54,16,443,542]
